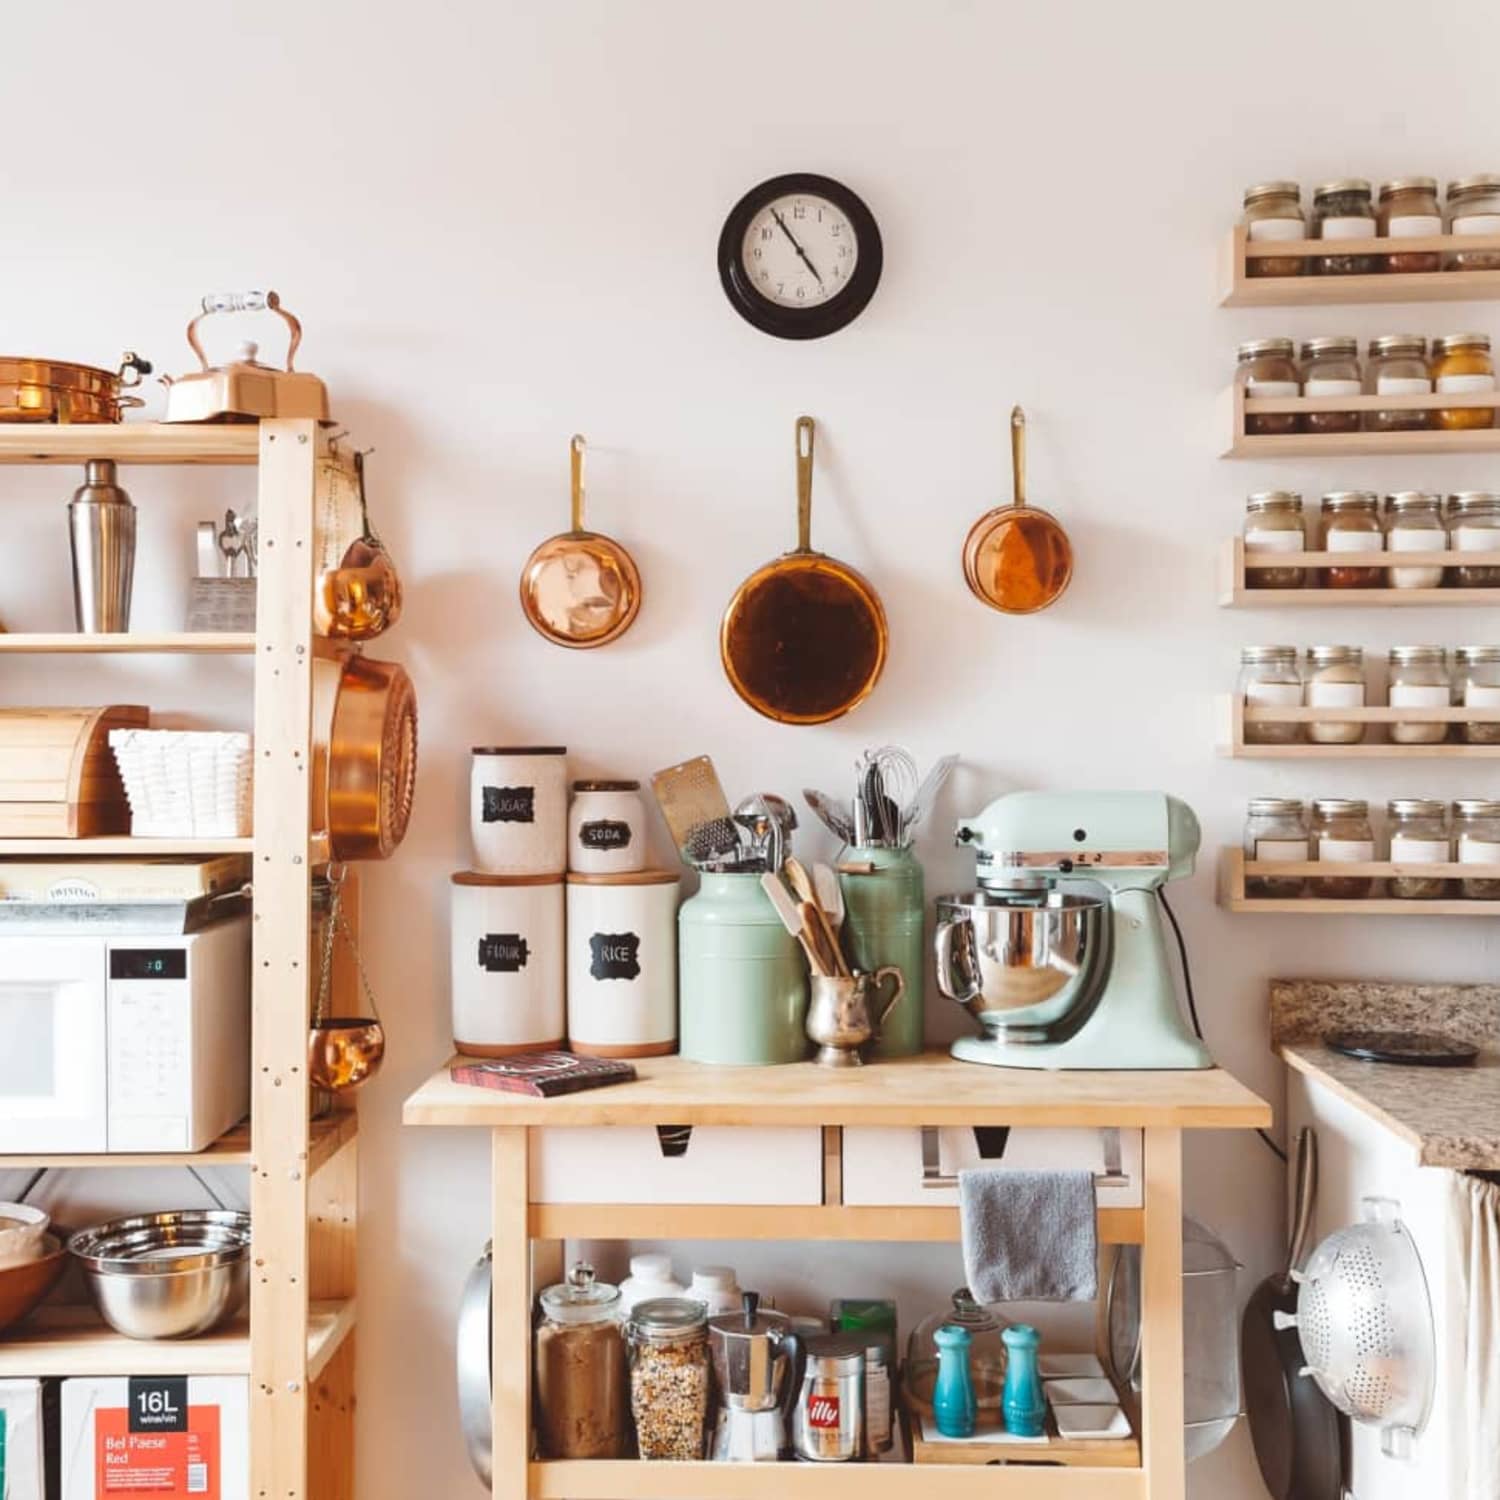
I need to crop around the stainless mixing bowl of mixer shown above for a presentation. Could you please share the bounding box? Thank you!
[934,888,1111,1040]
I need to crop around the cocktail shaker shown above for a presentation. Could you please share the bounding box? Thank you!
[68,459,136,632]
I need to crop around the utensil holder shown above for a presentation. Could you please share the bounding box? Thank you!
[838,845,926,1057]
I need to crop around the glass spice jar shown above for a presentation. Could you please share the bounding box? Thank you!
[1454,798,1500,898]
[535,1263,632,1460]
[1236,339,1300,434]
[1321,492,1385,588]
[1299,337,1363,432]
[1386,799,1452,900]
[1244,798,1309,898]
[1243,493,1306,589]
[1311,179,1377,274]
[1445,175,1500,271]
[626,1297,711,1460]
[1304,644,1367,744]
[1383,492,1448,589]
[1453,645,1500,744]
[1376,178,1442,272]
[1239,645,1303,744]
[1431,333,1497,429]
[1387,646,1450,745]
[1449,492,1500,585]
[1364,335,1432,431]
[1310,798,1376,899]
[1242,181,1307,278]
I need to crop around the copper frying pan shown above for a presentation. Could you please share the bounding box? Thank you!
[962,406,1074,614]
[721,416,888,725]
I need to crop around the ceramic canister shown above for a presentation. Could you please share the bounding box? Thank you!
[470,746,568,876]
[568,780,647,875]
[566,870,680,1057]
[838,846,926,1058]
[451,871,565,1056]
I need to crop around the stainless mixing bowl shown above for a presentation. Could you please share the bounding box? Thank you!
[934,888,1110,1039]
[68,1210,250,1340]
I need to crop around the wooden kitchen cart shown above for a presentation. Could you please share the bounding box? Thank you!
[405,1053,1269,1500]
[0,420,360,1500]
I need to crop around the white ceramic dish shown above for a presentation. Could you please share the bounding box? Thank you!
[1038,1352,1105,1379]
[1052,1403,1131,1440]
[1044,1376,1118,1405]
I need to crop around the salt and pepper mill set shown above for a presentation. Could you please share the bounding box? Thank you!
[932,1321,1046,1440]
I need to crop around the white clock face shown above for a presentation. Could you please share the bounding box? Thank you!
[741,193,859,307]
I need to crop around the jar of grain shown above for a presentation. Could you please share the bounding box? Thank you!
[1454,799,1500,898]
[1244,799,1308,898]
[1376,178,1442,272]
[1311,179,1377,274]
[1236,339,1300,435]
[1238,646,1303,744]
[1449,492,1500,585]
[1300,337,1363,432]
[1445,175,1500,270]
[1321,492,1385,589]
[1309,799,1375,898]
[1454,645,1500,744]
[627,1298,711,1460]
[1304,645,1366,744]
[1386,799,1452,901]
[1242,182,1306,278]
[535,1263,631,1459]
[1431,333,1497,429]
[1243,493,1306,589]
[1364,335,1432,431]
[1387,646,1450,745]
[1383,492,1448,588]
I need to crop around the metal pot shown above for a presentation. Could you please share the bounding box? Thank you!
[0,352,151,424]
[456,1243,493,1488]
[323,655,418,861]
[933,889,1110,1039]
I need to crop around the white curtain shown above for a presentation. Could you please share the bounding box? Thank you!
[1450,1171,1500,1500]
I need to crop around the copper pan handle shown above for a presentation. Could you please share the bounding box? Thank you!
[796,414,815,552]
[185,290,303,373]
[570,433,587,533]
[1010,405,1027,510]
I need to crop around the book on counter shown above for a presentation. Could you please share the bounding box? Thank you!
[450,1051,637,1097]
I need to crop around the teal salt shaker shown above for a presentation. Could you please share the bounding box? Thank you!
[678,871,810,1065]
[838,845,925,1058]
[1001,1324,1045,1437]
[932,1324,977,1438]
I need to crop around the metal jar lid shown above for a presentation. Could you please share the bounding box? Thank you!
[1246,490,1302,512]
[1237,337,1296,361]
[1241,644,1299,664]
[1248,797,1304,817]
[1387,798,1447,819]
[1378,177,1438,197]
[1368,334,1427,359]
[1388,644,1447,665]
[1433,333,1491,355]
[1313,178,1373,199]
[630,1296,708,1343]
[540,1262,621,1326]
[471,745,567,756]
[1312,798,1369,816]
[1450,491,1500,512]
[1320,491,1379,512]
[1454,798,1500,819]
[1243,181,1301,205]
[1301,336,1359,360]
[1455,645,1500,664]
[572,779,640,793]
[1448,174,1500,199]
[804,1331,868,1377]
[1385,491,1442,513]
[1307,644,1362,666]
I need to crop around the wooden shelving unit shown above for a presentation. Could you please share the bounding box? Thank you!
[1219,225,1500,306]
[1219,847,1500,915]
[1217,538,1500,607]
[0,420,359,1500]
[1219,385,1500,458]
[1216,696,1500,759]
[0,632,256,653]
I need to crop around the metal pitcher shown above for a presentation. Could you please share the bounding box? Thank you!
[805,965,904,1067]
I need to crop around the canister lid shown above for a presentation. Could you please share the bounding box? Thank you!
[1388,798,1446,819]
[1313,178,1372,199]
[1387,645,1447,665]
[471,745,567,756]
[1433,332,1491,354]
[804,1331,868,1374]
[630,1296,708,1342]
[1385,491,1441,512]
[451,870,564,887]
[1448,174,1500,198]
[1248,797,1304,817]
[566,869,680,887]
[1455,645,1500,663]
[1377,177,1438,197]
[1368,334,1427,358]
[1300,336,1358,359]
[1237,337,1296,360]
[572,779,640,793]
[1454,798,1500,818]
[1246,490,1302,511]
[540,1262,621,1325]
[1243,181,1300,204]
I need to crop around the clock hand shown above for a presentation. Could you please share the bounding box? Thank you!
[770,207,824,286]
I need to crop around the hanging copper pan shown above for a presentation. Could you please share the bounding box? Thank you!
[721,416,888,725]
[519,434,642,648]
[323,654,418,860]
[962,406,1074,614]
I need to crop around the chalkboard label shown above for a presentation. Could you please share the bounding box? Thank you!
[128,1377,188,1434]
[589,931,641,981]
[579,818,632,851]
[478,933,531,972]
[481,785,535,824]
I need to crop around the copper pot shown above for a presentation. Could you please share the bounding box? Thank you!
[0,352,151,424]
[308,1018,385,1092]
[325,655,418,860]
[317,451,403,640]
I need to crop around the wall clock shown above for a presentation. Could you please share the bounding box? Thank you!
[718,173,883,340]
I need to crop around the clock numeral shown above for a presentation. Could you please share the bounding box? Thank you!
[777,283,785,295]
[761,227,772,241]
[752,247,762,260]
[830,223,842,236]
[796,286,806,300]
[792,204,806,220]
[760,271,769,280]
[838,245,850,259]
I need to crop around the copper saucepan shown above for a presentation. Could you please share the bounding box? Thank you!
[0,352,152,424]
[962,406,1074,614]
[721,416,888,725]
[319,654,418,861]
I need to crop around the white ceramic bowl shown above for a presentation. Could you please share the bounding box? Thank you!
[0,1203,51,1269]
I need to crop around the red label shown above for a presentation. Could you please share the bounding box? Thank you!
[95,1406,220,1497]
[807,1394,840,1429]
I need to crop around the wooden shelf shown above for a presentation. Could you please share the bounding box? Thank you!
[1219,847,1500,915]
[1219,385,1500,458]
[1216,696,1500,759]
[0,422,260,465]
[1218,538,1500,607]
[0,835,254,855]
[1220,225,1500,306]
[0,632,255,653]
[909,1403,1139,1470]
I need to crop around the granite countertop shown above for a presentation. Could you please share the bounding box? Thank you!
[1271,980,1500,1170]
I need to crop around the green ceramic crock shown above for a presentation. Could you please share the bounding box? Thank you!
[839,844,926,1057]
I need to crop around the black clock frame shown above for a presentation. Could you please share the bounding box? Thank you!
[717,172,883,340]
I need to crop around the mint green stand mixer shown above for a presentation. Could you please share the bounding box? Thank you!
[934,791,1213,1070]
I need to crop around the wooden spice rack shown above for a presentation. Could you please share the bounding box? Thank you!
[1219,225,1500,307]
[1217,538,1500,607]
[1216,696,1500,759]
[1219,385,1500,458]
[1219,847,1500,916]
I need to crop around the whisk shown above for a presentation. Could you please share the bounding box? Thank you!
[855,746,918,847]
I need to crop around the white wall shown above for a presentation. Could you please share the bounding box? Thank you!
[5,2,1500,1495]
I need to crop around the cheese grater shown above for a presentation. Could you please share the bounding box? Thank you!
[651,756,741,867]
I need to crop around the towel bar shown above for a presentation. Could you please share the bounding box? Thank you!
[918,1124,1130,1190]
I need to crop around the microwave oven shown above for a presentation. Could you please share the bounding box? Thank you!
[0,915,251,1153]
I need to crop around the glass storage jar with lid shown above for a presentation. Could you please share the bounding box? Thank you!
[1241,181,1306,278]
[1449,492,1500,585]
[1386,799,1452,900]
[1364,335,1432,431]
[1311,179,1377,273]
[1239,646,1303,744]
[1431,333,1496,429]
[535,1262,632,1459]
[1454,645,1500,744]
[1445,175,1500,270]
[1242,493,1306,589]
[1236,339,1300,435]
[1387,646,1450,745]
[1299,337,1362,432]
[1309,799,1375,899]
[1320,492,1385,588]
[906,1288,1008,1419]
[1244,799,1308,898]
[626,1297,711,1459]
[1304,644,1367,744]
[1454,799,1500,898]
[1376,178,1442,272]
[1383,492,1447,588]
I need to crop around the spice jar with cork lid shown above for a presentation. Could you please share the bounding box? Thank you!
[1321,492,1385,589]
[1309,799,1376,899]
[1376,178,1442,272]
[1364,335,1432,431]
[1431,333,1496,429]
[1454,645,1500,744]
[1454,799,1500,899]
[1236,339,1300,435]
[1449,492,1500,585]
[1311,180,1377,274]
[1386,799,1452,901]
[1387,646,1450,744]
[1384,493,1448,589]
[1445,176,1500,270]
[1241,182,1307,278]
[1239,646,1303,744]
[534,1262,631,1459]
[1304,645,1367,744]
[1300,337,1363,432]
[1244,798,1309,898]
[1242,493,1306,589]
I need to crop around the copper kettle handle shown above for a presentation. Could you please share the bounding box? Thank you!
[570,433,587,534]
[185,290,304,373]
[795,415,815,552]
[1010,405,1028,510]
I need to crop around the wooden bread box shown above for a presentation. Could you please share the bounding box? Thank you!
[0,706,149,837]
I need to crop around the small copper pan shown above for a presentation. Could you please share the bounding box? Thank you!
[519,435,642,649]
[962,406,1074,614]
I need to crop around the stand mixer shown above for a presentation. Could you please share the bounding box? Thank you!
[934,790,1213,1070]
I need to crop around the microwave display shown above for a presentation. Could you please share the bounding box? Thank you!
[109,949,187,981]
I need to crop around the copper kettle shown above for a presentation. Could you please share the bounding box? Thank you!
[317,450,403,640]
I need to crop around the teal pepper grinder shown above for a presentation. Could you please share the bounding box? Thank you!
[1001,1324,1045,1437]
[932,1324,977,1438]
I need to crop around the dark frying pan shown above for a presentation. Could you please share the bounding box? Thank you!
[1242,1126,1343,1500]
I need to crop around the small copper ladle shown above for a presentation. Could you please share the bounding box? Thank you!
[308,864,385,1093]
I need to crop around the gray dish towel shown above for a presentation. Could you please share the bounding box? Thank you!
[958,1168,1098,1303]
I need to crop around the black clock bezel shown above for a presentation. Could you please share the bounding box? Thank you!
[717,172,883,341]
